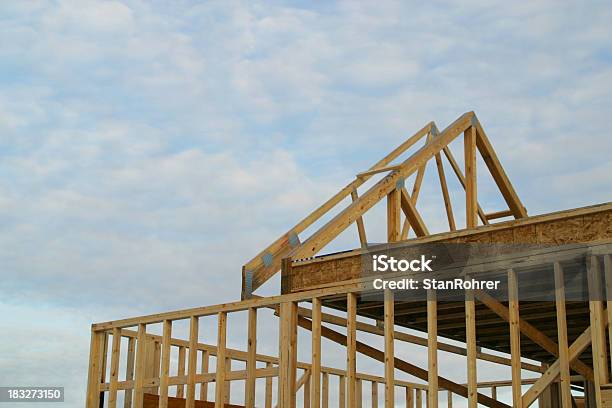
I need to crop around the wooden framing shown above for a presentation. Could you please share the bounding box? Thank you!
[427,289,438,408]
[86,112,612,408]
[553,262,572,407]
[384,290,395,407]
[465,285,477,408]
[507,269,522,408]
[243,112,528,298]
[347,293,358,407]
[88,248,612,408]
[464,124,477,229]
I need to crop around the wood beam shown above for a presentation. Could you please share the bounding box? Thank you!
[322,372,329,408]
[108,328,121,408]
[199,350,209,401]
[287,113,473,263]
[401,133,432,239]
[387,188,401,242]
[214,312,227,408]
[133,324,146,408]
[244,122,432,296]
[279,302,298,408]
[339,376,346,408]
[347,293,358,407]
[265,362,273,408]
[465,287,477,408]
[186,317,199,408]
[86,330,105,408]
[295,314,510,408]
[384,290,395,407]
[177,346,186,398]
[123,337,135,408]
[159,320,171,408]
[357,164,404,178]
[311,298,322,408]
[606,254,612,375]
[442,146,489,225]
[245,308,257,408]
[465,125,477,229]
[473,119,527,218]
[427,290,438,408]
[522,322,597,407]
[372,382,378,408]
[485,209,513,221]
[553,262,572,407]
[475,290,594,380]
[406,387,413,408]
[508,269,522,408]
[294,304,542,373]
[351,189,368,249]
[400,187,429,236]
[587,255,607,407]
[435,152,456,231]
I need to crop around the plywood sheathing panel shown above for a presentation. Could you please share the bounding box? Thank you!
[283,204,612,294]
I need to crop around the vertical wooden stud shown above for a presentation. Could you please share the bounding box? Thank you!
[415,389,422,408]
[186,316,199,408]
[339,376,346,408]
[604,254,612,374]
[588,255,607,407]
[384,290,395,407]
[159,320,172,408]
[200,350,209,401]
[347,293,357,407]
[311,298,322,408]
[508,269,522,408]
[279,301,298,408]
[406,387,413,408]
[108,328,121,408]
[177,346,186,398]
[215,312,227,408]
[553,262,572,407]
[123,337,135,408]
[371,382,378,408]
[245,307,257,408]
[304,374,312,408]
[427,289,438,408]
[224,357,231,403]
[464,125,477,229]
[133,324,147,408]
[434,153,456,231]
[322,372,329,408]
[265,361,273,408]
[387,188,401,242]
[86,330,105,408]
[465,284,477,408]
[351,189,368,249]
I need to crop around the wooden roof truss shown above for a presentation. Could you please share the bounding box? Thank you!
[242,111,528,299]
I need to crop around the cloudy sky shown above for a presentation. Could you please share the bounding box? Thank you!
[1,0,611,406]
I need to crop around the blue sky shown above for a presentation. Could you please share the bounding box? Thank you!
[1,1,612,406]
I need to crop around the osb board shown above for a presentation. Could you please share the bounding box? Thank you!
[283,204,612,294]
[143,393,245,408]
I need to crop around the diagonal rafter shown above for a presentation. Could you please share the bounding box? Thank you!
[521,318,601,407]
[442,145,489,225]
[401,132,433,239]
[243,112,528,297]
[242,122,432,297]
[296,314,511,408]
[475,290,594,380]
